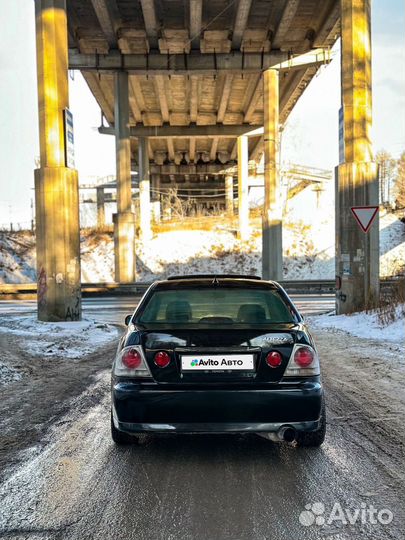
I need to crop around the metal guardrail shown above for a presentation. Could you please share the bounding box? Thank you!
[0,279,401,299]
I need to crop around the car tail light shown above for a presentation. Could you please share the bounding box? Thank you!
[154,351,171,368]
[122,348,142,369]
[266,351,282,368]
[114,345,152,378]
[294,347,314,368]
[283,345,320,377]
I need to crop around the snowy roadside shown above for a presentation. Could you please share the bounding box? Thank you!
[2,211,404,284]
[309,305,405,346]
[0,362,21,386]
[0,316,119,386]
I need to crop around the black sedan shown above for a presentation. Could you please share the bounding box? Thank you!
[111,275,326,447]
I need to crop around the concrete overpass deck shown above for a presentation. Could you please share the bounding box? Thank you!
[66,0,340,168]
[33,0,378,320]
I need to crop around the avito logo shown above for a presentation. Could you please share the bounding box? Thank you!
[190,358,244,367]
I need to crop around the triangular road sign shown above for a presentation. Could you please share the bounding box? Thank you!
[350,206,379,233]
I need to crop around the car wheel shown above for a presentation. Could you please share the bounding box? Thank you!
[296,401,326,448]
[111,412,138,445]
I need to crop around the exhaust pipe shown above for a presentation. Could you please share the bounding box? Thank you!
[277,426,296,443]
[256,425,297,443]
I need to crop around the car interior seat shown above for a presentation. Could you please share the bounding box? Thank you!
[237,304,266,323]
[166,300,192,322]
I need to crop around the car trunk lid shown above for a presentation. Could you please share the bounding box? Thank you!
[140,325,298,383]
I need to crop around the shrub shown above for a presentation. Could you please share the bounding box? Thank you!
[375,279,405,326]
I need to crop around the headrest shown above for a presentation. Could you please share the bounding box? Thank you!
[237,304,266,323]
[166,300,192,322]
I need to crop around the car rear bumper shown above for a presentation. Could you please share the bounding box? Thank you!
[113,419,321,434]
[112,378,323,434]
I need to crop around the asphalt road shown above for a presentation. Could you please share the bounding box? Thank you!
[1,295,404,540]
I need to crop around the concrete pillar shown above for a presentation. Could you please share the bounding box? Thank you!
[96,186,105,227]
[138,137,152,240]
[336,0,379,314]
[225,174,234,216]
[151,174,161,223]
[114,71,136,283]
[262,69,283,281]
[34,0,81,322]
[237,136,250,241]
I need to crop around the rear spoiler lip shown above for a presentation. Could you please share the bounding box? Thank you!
[166,274,263,281]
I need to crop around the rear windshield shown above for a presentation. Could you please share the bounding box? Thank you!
[136,287,298,325]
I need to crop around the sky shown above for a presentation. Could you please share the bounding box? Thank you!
[0,0,404,225]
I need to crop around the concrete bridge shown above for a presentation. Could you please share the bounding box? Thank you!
[33,0,378,320]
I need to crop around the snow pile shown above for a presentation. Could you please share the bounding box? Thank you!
[380,212,405,277]
[0,362,22,386]
[0,316,119,359]
[0,232,36,283]
[78,211,405,282]
[81,232,114,282]
[282,220,334,279]
[137,229,260,281]
[134,225,335,281]
[310,305,405,344]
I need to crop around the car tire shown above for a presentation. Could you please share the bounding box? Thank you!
[111,412,138,445]
[296,401,326,448]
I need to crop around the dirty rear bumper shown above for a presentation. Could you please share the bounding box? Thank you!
[112,377,323,434]
[112,419,321,434]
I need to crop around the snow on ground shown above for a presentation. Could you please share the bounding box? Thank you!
[0,210,404,283]
[137,229,260,281]
[0,316,119,360]
[33,225,335,283]
[81,232,114,282]
[310,304,405,344]
[380,212,405,277]
[0,232,36,283]
[135,224,335,281]
[0,362,22,387]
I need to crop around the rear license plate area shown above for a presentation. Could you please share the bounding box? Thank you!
[181,354,255,373]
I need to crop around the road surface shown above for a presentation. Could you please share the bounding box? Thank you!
[0,295,404,540]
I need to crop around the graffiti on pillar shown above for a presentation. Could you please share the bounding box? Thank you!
[338,292,347,303]
[65,290,81,321]
[65,305,79,321]
[38,267,47,306]
[64,257,81,321]
[65,286,81,321]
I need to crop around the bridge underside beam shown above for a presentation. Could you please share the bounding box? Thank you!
[148,163,236,175]
[69,49,287,75]
[99,124,257,138]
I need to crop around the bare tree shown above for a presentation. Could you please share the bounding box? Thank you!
[393,151,405,209]
[161,187,196,219]
[376,149,397,205]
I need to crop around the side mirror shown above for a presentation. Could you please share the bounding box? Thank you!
[124,315,132,326]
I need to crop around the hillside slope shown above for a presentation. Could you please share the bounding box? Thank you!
[0,211,404,283]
